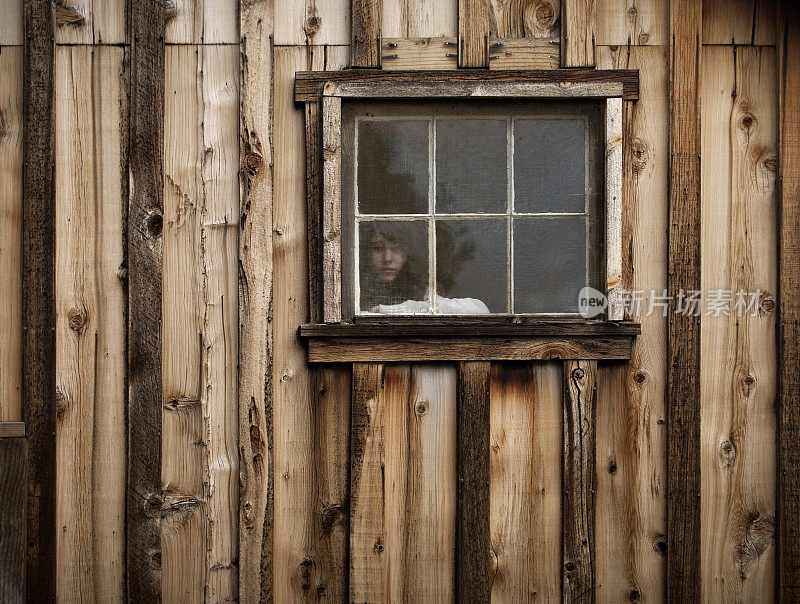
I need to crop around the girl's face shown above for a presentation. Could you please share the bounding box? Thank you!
[368,231,407,282]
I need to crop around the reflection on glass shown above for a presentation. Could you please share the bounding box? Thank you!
[436,220,507,313]
[436,119,507,214]
[514,217,587,313]
[357,119,429,214]
[514,119,586,213]
[358,220,429,313]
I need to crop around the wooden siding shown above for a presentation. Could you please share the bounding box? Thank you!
[0,0,790,601]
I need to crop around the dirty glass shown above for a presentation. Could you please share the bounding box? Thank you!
[514,119,586,213]
[435,119,507,214]
[357,119,429,214]
[358,220,430,313]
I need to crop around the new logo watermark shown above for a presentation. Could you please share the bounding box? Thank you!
[578,286,608,318]
[578,288,774,318]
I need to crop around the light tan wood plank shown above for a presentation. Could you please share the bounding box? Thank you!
[595,44,668,604]
[54,45,126,603]
[606,96,624,320]
[322,95,341,323]
[381,37,458,70]
[0,47,22,423]
[595,0,668,45]
[274,0,350,45]
[238,0,274,601]
[702,0,775,45]
[489,362,561,601]
[491,0,560,38]
[162,44,206,603]
[700,45,776,602]
[53,0,126,44]
[562,0,596,66]
[164,0,238,43]
[0,0,23,44]
[198,44,240,601]
[488,37,560,69]
[382,0,457,37]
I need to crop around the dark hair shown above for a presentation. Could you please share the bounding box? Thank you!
[359,222,427,309]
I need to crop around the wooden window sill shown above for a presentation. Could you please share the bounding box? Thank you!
[299,319,640,362]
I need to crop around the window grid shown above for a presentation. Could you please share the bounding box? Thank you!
[354,114,590,315]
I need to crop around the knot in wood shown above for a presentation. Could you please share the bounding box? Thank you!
[245,152,262,176]
[631,138,649,172]
[760,295,776,313]
[607,458,617,474]
[564,560,576,572]
[68,306,87,332]
[629,588,641,602]
[719,439,736,469]
[652,535,667,556]
[415,400,429,416]
[632,370,647,385]
[533,0,556,28]
[762,155,778,174]
[55,386,67,419]
[373,538,384,553]
[571,367,585,380]
[638,32,650,44]
[740,373,756,394]
[149,549,162,569]
[626,6,638,20]
[249,424,264,452]
[144,493,164,517]
[738,111,756,133]
[145,210,163,238]
[304,13,321,37]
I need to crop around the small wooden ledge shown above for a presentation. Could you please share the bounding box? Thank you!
[299,320,640,363]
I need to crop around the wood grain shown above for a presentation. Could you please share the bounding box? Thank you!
[305,101,323,324]
[164,0,239,43]
[273,0,350,45]
[458,0,490,67]
[488,37,560,70]
[0,436,26,603]
[595,44,668,604]
[0,47,22,424]
[667,1,702,599]
[306,335,636,362]
[563,359,597,602]
[322,95,342,323]
[296,69,640,101]
[22,0,56,599]
[381,0,457,38]
[606,96,624,320]
[562,0,595,67]
[702,0,776,45]
[127,0,165,598]
[0,423,25,438]
[778,3,800,599]
[456,361,491,603]
[54,45,127,603]
[0,0,23,44]
[53,0,126,44]
[381,37,458,70]
[238,0,274,600]
[595,0,668,46]
[351,0,381,67]
[489,362,562,601]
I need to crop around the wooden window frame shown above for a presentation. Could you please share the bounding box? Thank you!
[296,69,640,361]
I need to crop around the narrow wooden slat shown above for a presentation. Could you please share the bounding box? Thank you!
[238,0,274,600]
[778,2,800,599]
[351,0,381,67]
[606,97,624,320]
[381,38,458,71]
[458,0,490,67]
[22,0,56,599]
[306,335,635,363]
[305,101,323,324]
[456,361,491,603]
[667,1,702,599]
[0,437,26,603]
[322,95,342,323]
[127,0,165,598]
[595,44,669,603]
[489,362,562,601]
[0,46,23,425]
[562,0,596,67]
[488,38,560,70]
[295,69,640,102]
[54,45,127,603]
[562,359,597,602]
[0,423,25,438]
[350,362,388,601]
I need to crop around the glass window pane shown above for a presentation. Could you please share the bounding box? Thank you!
[435,119,507,214]
[357,119,429,214]
[514,217,587,313]
[514,119,586,213]
[358,220,430,313]
[436,220,506,313]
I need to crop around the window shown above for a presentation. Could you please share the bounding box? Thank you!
[296,70,633,324]
[341,100,605,317]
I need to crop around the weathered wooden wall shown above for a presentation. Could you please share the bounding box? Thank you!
[0,0,791,601]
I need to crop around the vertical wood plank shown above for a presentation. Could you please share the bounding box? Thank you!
[0,47,23,423]
[305,101,324,323]
[274,0,351,45]
[702,0,775,45]
[54,45,127,603]
[22,0,56,599]
[563,359,597,602]
[381,0,457,38]
[777,3,800,599]
[606,96,623,321]
[0,0,23,44]
[164,0,239,44]
[53,0,127,44]
[238,0,274,601]
[322,95,342,323]
[350,362,389,601]
[351,0,381,67]
[595,0,668,46]
[595,44,668,604]
[489,362,562,601]
[456,361,491,603]
[127,0,165,598]
[458,0,490,67]
[562,0,596,67]
[667,0,702,599]
[0,436,26,603]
